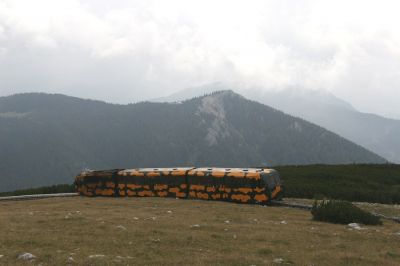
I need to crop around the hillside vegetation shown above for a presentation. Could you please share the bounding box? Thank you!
[0,92,385,192]
[0,197,399,265]
[276,164,400,204]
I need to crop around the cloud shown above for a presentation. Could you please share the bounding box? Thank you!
[0,0,399,117]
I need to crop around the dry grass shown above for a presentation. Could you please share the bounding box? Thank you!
[0,197,399,265]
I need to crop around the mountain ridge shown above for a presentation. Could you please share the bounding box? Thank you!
[153,84,400,163]
[0,91,385,192]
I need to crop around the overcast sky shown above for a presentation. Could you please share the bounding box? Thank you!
[0,0,399,119]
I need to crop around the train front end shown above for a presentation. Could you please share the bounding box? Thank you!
[261,168,283,201]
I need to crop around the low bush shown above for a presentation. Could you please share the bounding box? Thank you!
[311,200,382,225]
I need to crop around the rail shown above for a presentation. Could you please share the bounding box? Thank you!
[270,200,312,210]
[0,193,79,201]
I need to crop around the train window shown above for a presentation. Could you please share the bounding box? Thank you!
[150,174,184,186]
[212,176,225,186]
[188,175,214,186]
[262,172,278,190]
[224,176,254,188]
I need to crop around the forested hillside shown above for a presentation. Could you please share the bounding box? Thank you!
[0,91,385,191]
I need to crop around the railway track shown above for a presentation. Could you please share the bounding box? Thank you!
[0,193,78,201]
[270,200,312,210]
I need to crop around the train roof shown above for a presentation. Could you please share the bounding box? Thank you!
[79,167,276,178]
[117,167,271,172]
[119,167,194,173]
[187,168,275,179]
[117,167,273,174]
[189,168,273,173]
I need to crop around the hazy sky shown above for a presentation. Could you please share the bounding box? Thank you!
[0,0,399,119]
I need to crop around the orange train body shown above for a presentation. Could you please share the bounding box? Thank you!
[74,167,283,205]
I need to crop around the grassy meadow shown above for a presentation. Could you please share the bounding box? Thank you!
[0,197,399,265]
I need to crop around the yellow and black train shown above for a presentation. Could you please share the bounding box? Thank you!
[75,167,283,204]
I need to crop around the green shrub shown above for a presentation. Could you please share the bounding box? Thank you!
[311,200,382,225]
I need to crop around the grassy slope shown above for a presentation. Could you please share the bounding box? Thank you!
[275,164,400,204]
[0,197,399,265]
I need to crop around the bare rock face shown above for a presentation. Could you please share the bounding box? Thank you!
[196,94,231,146]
